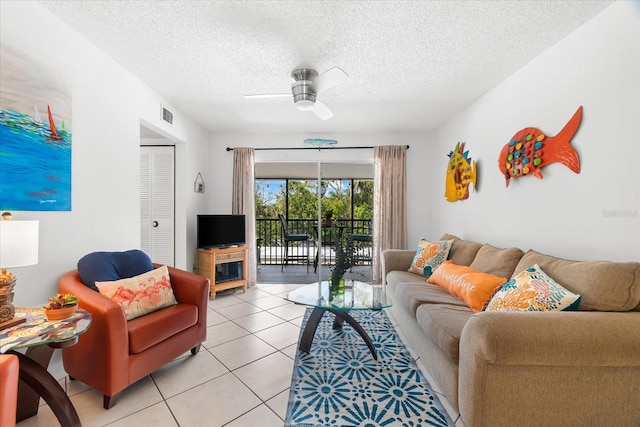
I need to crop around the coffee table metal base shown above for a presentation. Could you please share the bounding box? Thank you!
[10,340,82,427]
[299,307,379,360]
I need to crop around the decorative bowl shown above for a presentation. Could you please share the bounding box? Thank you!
[44,304,78,321]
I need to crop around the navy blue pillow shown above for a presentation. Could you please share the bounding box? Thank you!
[77,250,154,291]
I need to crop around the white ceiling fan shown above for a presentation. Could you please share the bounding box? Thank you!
[244,67,348,120]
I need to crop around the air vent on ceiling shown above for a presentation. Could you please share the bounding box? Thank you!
[161,105,173,125]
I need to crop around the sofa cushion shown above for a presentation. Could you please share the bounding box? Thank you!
[440,234,483,266]
[96,265,177,320]
[513,250,640,312]
[415,303,474,362]
[408,239,453,278]
[77,250,154,291]
[393,282,466,316]
[469,244,524,278]
[127,303,198,354]
[428,261,508,312]
[486,264,581,312]
[386,270,425,287]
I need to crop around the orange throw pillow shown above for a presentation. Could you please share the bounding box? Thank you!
[427,261,507,312]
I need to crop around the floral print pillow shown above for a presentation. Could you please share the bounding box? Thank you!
[486,264,581,312]
[408,239,453,278]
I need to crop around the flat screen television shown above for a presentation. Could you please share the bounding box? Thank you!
[197,214,246,248]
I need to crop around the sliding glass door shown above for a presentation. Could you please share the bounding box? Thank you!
[316,162,373,284]
[254,161,373,283]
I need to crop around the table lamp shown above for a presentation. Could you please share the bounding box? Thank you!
[0,213,39,330]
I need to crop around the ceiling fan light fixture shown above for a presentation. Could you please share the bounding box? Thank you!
[292,76,316,111]
[295,99,315,111]
[245,67,345,119]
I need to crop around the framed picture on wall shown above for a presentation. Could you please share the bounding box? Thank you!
[0,43,72,211]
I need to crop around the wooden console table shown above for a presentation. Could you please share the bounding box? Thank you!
[197,246,248,299]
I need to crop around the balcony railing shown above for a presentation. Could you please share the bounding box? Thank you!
[256,218,372,266]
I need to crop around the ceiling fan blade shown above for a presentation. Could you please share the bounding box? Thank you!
[311,67,348,94]
[243,93,291,99]
[313,100,334,120]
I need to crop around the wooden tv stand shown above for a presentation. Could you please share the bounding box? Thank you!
[196,246,248,299]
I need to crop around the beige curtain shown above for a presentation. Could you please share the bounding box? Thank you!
[373,145,407,283]
[232,147,257,287]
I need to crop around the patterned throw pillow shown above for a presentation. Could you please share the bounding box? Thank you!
[486,264,581,312]
[96,265,177,320]
[408,239,454,278]
[427,261,507,312]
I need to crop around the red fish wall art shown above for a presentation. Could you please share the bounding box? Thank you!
[498,106,582,187]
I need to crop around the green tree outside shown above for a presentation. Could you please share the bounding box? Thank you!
[255,179,372,220]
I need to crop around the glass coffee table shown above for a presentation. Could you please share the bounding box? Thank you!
[285,280,391,360]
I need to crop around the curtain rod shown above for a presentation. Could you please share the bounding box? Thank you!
[225,145,409,152]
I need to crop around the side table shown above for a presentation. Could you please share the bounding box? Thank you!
[0,308,91,427]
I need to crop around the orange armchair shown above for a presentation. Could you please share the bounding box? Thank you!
[58,264,208,409]
[0,354,19,427]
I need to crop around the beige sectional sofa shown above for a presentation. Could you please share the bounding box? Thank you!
[382,234,640,427]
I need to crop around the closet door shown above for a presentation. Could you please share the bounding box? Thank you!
[140,145,175,266]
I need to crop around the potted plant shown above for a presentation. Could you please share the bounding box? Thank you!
[330,233,357,297]
[324,209,334,226]
[43,293,79,320]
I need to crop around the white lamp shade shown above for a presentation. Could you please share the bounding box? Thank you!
[0,220,39,269]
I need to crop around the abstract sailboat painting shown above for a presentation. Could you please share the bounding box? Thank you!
[0,43,72,211]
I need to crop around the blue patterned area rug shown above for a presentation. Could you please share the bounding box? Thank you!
[285,308,454,427]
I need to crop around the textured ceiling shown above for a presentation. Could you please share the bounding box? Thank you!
[39,0,613,135]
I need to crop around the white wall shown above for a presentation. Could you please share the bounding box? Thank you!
[1,1,210,307]
[417,0,639,262]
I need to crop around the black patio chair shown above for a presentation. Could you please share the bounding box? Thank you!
[278,214,311,272]
[349,224,373,265]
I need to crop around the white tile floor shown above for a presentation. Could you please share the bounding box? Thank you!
[17,283,467,427]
